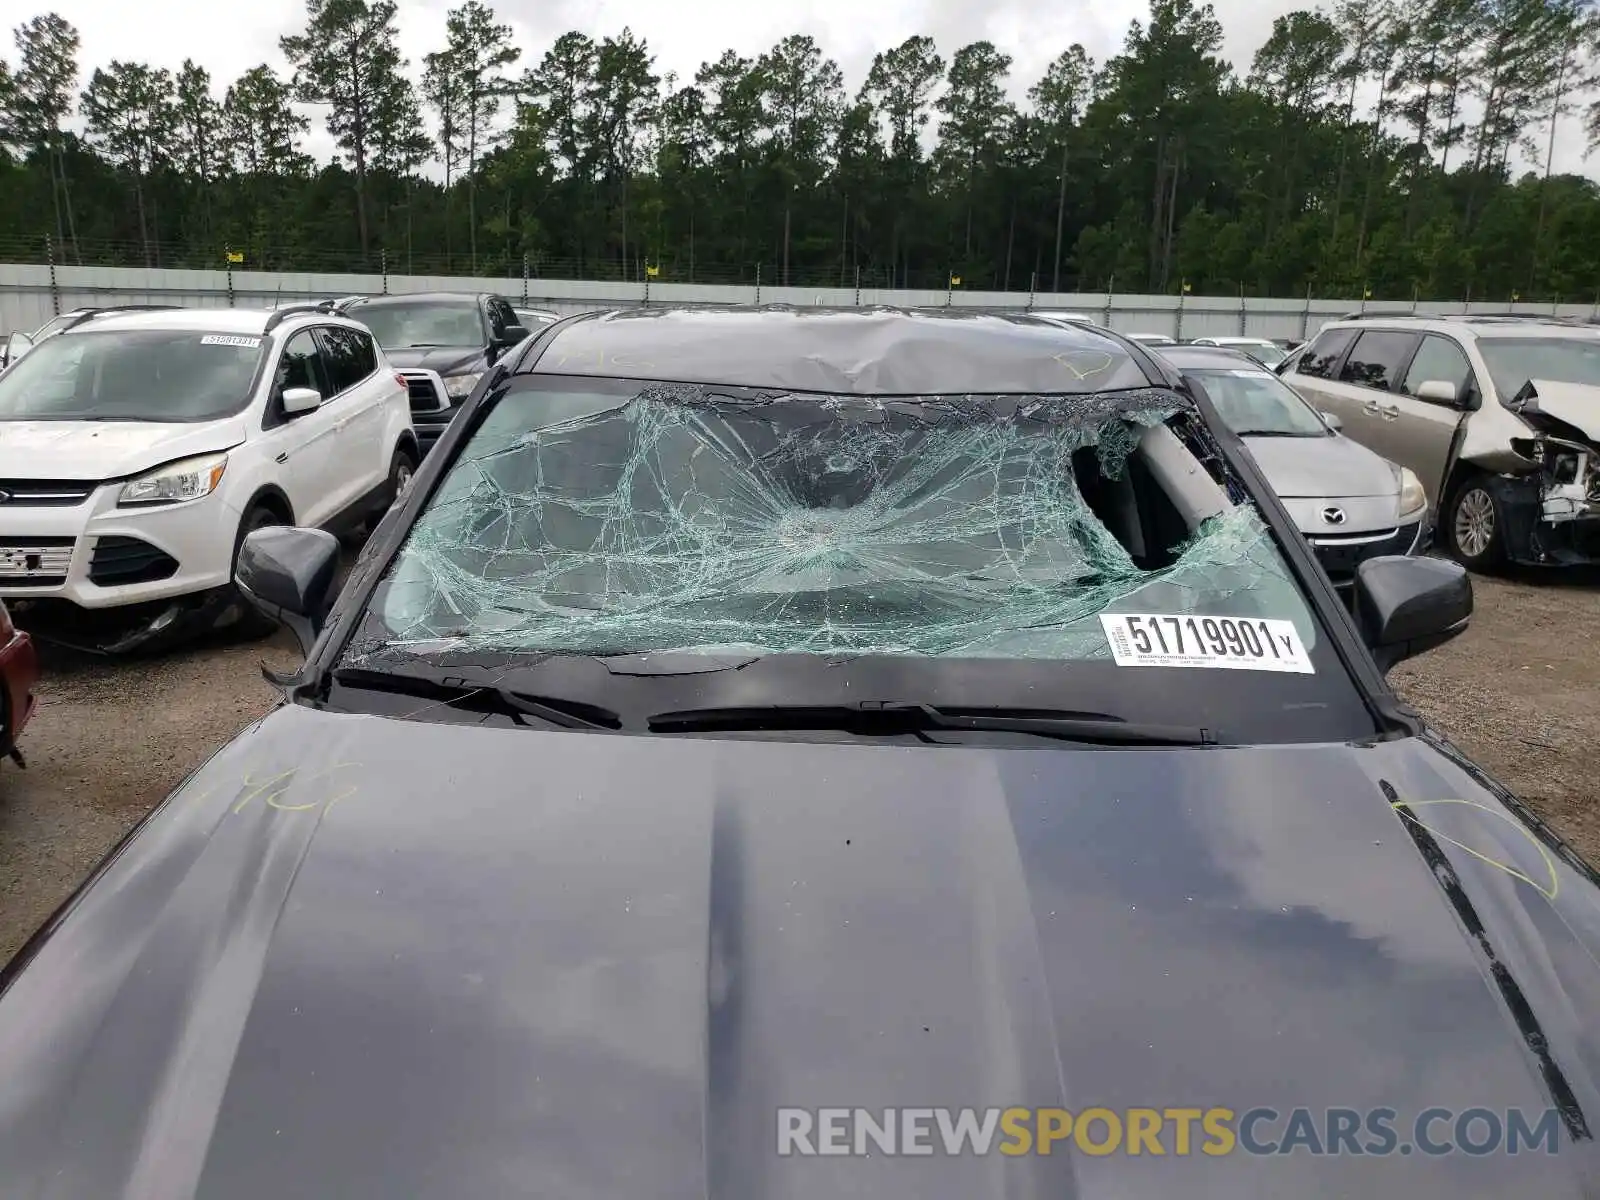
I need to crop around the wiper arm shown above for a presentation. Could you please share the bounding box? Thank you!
[330,666,621,730]
[647,701,1216,745]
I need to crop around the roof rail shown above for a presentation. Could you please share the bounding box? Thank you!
[263,299,338,333]
[60,303,181,332]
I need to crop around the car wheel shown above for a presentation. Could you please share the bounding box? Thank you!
[367,447,417,534]
[1446,478,1505,570]
[226,504,286,638]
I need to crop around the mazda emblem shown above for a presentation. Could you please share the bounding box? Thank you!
[1321,506,1347,525]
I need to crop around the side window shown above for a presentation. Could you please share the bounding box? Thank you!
[318,326,376,395]
[1337,330,1419,392]
[1295,327,1358,379]
[1401,335,1473,401]
[486,300,507,343]
[274,330,330,398]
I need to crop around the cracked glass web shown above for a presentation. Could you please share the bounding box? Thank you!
[343,384,1308,665]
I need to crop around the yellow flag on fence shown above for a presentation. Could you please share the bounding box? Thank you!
[645,264,660,277]
[1512,290,1521,302]
[226,251,244,264]
[1363,287,1372,299]
[1181,280,1191,294]
[949,274,962,287]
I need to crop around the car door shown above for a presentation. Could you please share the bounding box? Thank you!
[1283,325,1359,418]
[260,328,343,527]
[1392,333,1476,503]
[1324,328,1421,459]
[316,324,388,506]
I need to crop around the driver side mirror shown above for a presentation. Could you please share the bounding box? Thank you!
[497,322,529,348]
[280,386,322,416]
[1320,410,1342,432]
[1353,555,1472,672]
[235,526,341,656]
[1414,379,1459,406]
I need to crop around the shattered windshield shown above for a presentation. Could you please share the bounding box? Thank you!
[342,379,1322,670]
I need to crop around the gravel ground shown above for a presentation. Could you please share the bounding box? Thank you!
[0,568,1595,963]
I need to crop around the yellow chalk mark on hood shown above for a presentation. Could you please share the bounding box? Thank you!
[1393,797,1559,901]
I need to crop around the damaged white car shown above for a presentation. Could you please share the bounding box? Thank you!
[1281,314,1600,568]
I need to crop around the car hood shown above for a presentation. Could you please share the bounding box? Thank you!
[1244,433,1405,535]
[1242,433,1398,500]
[2,706,1598,1198]
[382,345,487,376]
[0,418,246,480]
[1523,379,1600,441]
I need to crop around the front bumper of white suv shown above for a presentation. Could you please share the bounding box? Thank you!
[0,479,249,650]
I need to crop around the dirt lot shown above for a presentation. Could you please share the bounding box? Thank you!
[0,568,1595,963]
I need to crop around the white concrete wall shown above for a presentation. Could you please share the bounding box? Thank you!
[3,261,1593,341]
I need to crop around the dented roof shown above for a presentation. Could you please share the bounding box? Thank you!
[526,305,1172,395]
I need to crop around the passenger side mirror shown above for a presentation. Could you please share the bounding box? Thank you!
[0,331,30,370]
[281,386,322,416]
[1414,379,1459,405]
[1353,555,1472,672]
[235,526,341,656]
[1320,410,1342,432]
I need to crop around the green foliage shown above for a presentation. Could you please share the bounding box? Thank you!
[0,3,1598,300]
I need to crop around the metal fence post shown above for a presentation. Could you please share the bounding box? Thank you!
[1104,275,1114,326]
[854,264,861,307]
[1027,271,1036,312]
[755,262,762,306]
[381,248,389,295]
[522,254,529,305]
[1238,283,1247,335]
[1299,281,1312,341]
[1175,286,1186,342]
[946,267,954,308]
[45,234,59,315]
[224,244,235,308]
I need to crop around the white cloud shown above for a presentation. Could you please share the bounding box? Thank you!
[22,0,1596,177]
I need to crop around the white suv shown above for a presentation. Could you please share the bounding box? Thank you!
[0,307,416,651]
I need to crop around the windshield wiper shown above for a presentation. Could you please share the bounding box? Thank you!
[330,666,621,730]
[646,701,1216,745]
[1232,428,1320,438]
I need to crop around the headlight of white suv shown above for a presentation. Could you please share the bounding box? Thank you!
[443,372,482,399]
[118,452,228,507]
[1397,466,1427,518]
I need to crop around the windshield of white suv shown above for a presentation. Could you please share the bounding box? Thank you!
[347,300,484,348]
[1479,337,1600,400]
[342,380,1326,670]
[1223,340,1287,365]
[0,330,263,422]
[1190,367,1330,437]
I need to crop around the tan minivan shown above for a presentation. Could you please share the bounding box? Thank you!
[1279,314,1600,568]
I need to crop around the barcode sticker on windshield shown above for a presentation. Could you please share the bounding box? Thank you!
[200,335,262,348]
[1100,613,1314,673]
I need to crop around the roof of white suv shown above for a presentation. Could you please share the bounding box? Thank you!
[1322,314,1600,341]
[71,308,276,335]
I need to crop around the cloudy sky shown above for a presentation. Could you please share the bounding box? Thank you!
[26,0,1597,177]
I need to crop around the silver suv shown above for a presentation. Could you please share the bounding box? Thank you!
[1280,314,1600,568]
